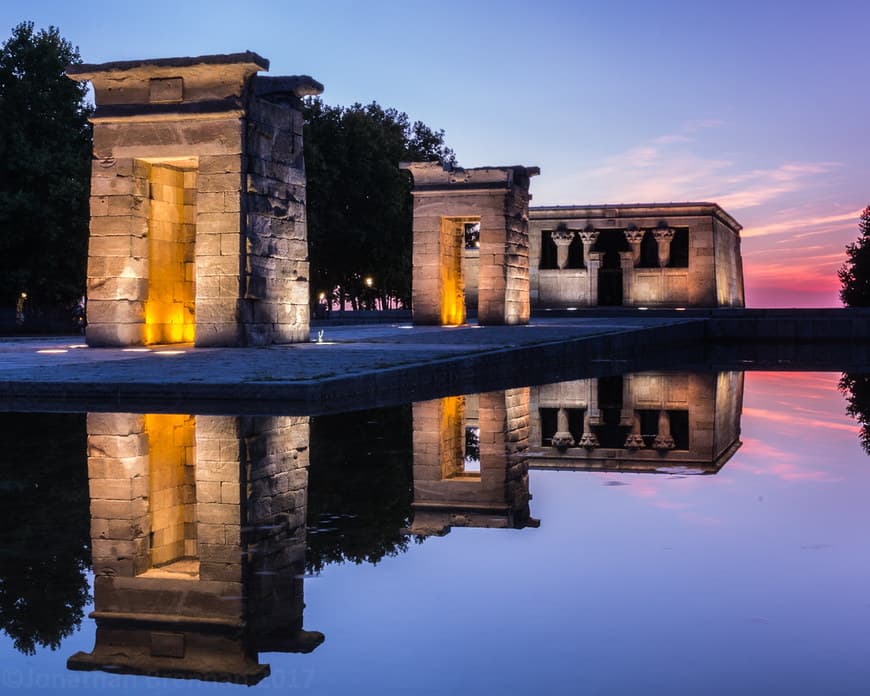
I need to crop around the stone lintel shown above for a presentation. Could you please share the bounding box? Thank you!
[67,52,271,119]
[401,162,540,193]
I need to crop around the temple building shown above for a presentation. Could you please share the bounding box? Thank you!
[405,162,745,326]
[69,48,746,342]
[528,203,744,309]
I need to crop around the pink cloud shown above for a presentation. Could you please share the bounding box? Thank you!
[731,438,842,482]
[742,210,861,239]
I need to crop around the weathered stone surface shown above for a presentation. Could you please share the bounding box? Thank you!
[402,162,537,326]
[73,52,317,348]
[527,204,743,309]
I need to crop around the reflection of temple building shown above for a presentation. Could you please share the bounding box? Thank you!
[68,414,322,685]
[529,372,743,474]
[407,374,742,534]
[409,389,539,535]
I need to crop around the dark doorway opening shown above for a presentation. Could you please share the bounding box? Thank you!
[594,230,628,306]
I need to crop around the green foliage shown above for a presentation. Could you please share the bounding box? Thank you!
[306,405,419,571]
[0,22,92,309]
[839,373,870,455]
[0,413,90,654]
[303,98,455,309]
[838,206,870,307]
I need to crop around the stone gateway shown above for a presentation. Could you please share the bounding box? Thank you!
[68,53,322,347]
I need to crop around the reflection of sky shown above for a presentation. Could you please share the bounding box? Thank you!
[2,372,870,693]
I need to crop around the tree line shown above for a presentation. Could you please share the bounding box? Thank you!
[3,21,869,318]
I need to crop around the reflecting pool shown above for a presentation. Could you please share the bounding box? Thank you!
[1,370,869,694]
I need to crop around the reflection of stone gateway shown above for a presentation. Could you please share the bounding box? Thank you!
[409,389,539,535]
[68,413,322,685]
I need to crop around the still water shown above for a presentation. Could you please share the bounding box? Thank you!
[1,370,869,694]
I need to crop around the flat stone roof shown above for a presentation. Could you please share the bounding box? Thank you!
[400,162,540,191]
[66,51,269,77]
[530,202,742,232]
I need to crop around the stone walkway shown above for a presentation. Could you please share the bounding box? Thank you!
[0,318,704,413]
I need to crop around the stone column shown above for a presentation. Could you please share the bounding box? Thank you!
[624,413,645,450]
[580,228,601,306]
[578,228,599,265]
[653,410,675,450]
[620,251,635,305]
[624,228,644,266]
[577,410,599,449]
[551,228,575,270]
[654,227,675,268]
[551,407,574,449]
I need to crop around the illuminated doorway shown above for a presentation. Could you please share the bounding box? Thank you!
[140,158,197,344]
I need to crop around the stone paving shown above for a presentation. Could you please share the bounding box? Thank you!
[0,317,684,384]
[0,317,700,413]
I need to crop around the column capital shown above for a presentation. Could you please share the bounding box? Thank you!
[653,227,674,242]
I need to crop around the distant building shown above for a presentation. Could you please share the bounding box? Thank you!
[527,203,744,309]
[464,202,744,312]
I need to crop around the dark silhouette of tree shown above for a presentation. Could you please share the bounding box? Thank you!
[0,22,91,314]
[303,99,455,311]
[839,206,870,306]
[839,373,870,454]
[306,405,419,571]
[0,413,90,654]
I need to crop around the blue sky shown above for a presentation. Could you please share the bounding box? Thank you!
[4,0,869,305]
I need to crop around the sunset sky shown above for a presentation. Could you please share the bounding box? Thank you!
[5,0,868,307]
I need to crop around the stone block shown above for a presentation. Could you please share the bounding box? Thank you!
[197,480,222,504]
[196,254,241,276]
[195,322,241,347]
[199,172,243,193]
[89,478,134,501]
[88,457,149,483]
[86,299,145,325]
[87,413,145,437]
[87,276,148,301]
[197,522,226,545]
[199,154,243,175]
[197,502,240,526]
[199,561,242,583]
[88,234,132,257]
[221,481,241,504]
[88,433,148,459]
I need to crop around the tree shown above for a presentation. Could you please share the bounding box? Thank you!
[303,99,456,310]
[0,413,91,654]
[306,405,420,571]
[839,372,870,455]
[0,22,92,313]
[838,206,870,306]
